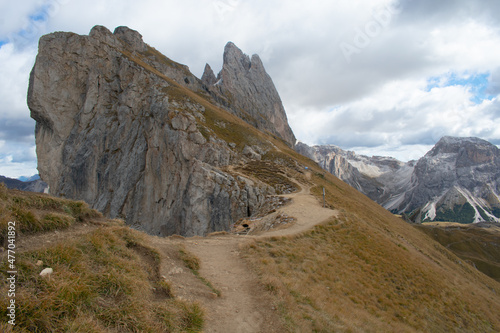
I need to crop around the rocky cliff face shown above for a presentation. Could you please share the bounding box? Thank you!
[28,26,293,236]
[296,142,413,205]
[202,42,296,147]
[297,137,500,223]
[393,137,500,223]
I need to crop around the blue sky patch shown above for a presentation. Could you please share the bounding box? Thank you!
[29,5,51,23]
[2,5,52,47]
[426,72,495,104]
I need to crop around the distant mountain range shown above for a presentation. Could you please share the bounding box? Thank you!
[17,174,41,182]
[0,175,48,193]
[297,136,500,224]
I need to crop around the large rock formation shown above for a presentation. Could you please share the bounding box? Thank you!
[297,137,500,223]
[28,25,291,236]
[202,42,296,147]
[392,137,500,223]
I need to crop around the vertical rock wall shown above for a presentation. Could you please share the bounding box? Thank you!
[28,26,274,236]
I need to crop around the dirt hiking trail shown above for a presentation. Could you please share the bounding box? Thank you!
[11,176,337,332]
[157,180,338,332]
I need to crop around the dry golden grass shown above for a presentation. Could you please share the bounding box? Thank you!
[0,184,103,246]
[238,160,298,194]
[0,226,204,332]
[242,149,500,332]
[0,186,204,332]
[417,223,500,282]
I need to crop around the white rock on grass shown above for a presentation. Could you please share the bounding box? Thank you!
[40,268,53,277]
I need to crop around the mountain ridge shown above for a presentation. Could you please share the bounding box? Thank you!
[297,136,500,224]
[0,175,48,193]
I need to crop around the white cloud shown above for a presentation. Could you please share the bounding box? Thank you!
[0,41,37,177]
[350,144,434,163]
[1,0,500,176]
[293,78,500,161]
[0,43,36,119]
[0,142,38,178]
[0,0,46,37]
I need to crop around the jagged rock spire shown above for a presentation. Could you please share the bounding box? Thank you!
[204,42,296,147]
[201,63,217,86]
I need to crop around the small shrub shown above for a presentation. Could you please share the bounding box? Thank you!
[180,302,204,332]
[10,206,41,233]
[43,213,75,230]
[158,279,174,298]
[65,201,102,221]
[179,247,200,271]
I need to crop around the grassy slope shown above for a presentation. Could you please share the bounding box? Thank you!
[0,42,283,332]
[416,223,500,283]
[0,185,203,332]
[242,143,500,332]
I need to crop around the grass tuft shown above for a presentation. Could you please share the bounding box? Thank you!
[179,246,200,271]
[0,187,103,245]
[178,246,221,297]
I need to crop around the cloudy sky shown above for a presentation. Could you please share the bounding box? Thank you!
[1,0,500,178]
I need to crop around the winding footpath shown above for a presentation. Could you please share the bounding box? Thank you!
[161,181,338,332]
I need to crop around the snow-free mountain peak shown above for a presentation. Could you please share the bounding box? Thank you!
[298,136,500,224]
[203,41,296,147]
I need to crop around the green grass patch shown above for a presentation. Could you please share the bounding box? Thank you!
[434,202,476,223]
[179,246,221,297]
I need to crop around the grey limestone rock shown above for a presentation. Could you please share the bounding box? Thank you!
[296,142,411,204]
[297,137,500,223]
[393,137,500,223]
[201,63,217,86]
[28,25,275,236]
[203,42,296,147]
[113,26,147,52]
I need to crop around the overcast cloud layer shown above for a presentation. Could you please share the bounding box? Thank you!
[1,0,500,177]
